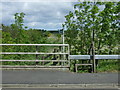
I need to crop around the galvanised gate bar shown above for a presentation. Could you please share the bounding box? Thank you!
[0,44,119,72]
[0,44,70,68]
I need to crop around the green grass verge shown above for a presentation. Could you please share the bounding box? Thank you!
[96,60,119,72]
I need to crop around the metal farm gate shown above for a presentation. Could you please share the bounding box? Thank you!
[0,44,119,72]
[0,44,70,69]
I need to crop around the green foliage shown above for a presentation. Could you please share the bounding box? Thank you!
[64,2,119,55]
[97,60,118,72]
[2,12,62,66]
[63,2,119,72]
[14,12,25,29]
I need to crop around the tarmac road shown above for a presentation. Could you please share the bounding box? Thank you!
[2,88,118,90]
[2,69,118,84]
[2,69,119,89]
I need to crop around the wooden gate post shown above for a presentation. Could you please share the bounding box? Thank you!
[92,42,96,73]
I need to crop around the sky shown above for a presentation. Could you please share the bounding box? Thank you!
[1,0,119,30]
[1,1,76,30]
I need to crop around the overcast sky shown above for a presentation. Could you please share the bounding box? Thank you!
[1,0,119,30]
[1,2,76,30]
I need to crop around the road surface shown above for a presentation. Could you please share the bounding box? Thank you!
[2,69,119,89]
[2,88,118,90]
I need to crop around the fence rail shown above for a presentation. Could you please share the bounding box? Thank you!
[69,55,119,72]
[69,55,120,60]
[0,44,119,72]
[1,44,70,69]
[1,60,68,62]
[0,44,69,46]
[1,52,69,55]
[1,65,70,68]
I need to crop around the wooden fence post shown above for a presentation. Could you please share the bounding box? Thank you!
[92,42,96,73]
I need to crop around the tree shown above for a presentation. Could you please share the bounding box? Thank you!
[14,12,25,29]
[63,2,119,55]
[10,12,26,43]
[63,2,119,72]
